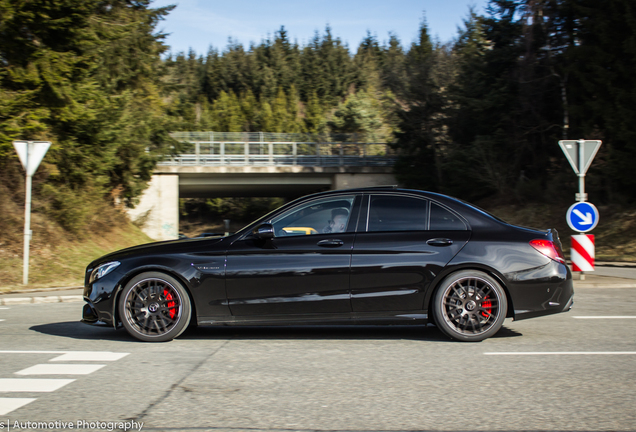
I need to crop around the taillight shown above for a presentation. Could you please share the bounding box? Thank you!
[530,239,566,264]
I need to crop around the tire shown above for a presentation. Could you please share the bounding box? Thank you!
[432,270,507,342]
[118,272,192,342]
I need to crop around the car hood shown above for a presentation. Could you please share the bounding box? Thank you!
[87,237,226,269]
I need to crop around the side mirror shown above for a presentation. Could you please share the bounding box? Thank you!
[252,223,275,240]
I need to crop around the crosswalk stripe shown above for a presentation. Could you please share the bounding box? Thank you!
[50,352,129,362]
[0,350,129,415]
[0,398,36,415]
[15,364,106,376]
[0,351,74,354]
[0,351,130,361]
[0,379,75,392]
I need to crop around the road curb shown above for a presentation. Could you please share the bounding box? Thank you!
[0,295,83,305]
[0,286,83,295]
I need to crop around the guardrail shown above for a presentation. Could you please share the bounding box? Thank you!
[158,141,397,167]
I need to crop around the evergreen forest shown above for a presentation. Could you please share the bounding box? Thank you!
[2,0,636,237]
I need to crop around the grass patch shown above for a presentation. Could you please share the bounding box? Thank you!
[0,224,152,292]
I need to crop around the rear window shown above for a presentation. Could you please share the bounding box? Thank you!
[430,203,467,230]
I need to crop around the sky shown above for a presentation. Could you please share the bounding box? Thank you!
[150,0,490,56]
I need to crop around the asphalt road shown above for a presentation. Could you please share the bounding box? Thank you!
[0,288,635,432]
[591,264,636,279]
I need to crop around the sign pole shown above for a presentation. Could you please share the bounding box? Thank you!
[577,138,586,279]
[577,139,586,203]
[13,140,51,285]
[23,169,32,285]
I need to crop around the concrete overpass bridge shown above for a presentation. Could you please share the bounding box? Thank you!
[128,132,398,240]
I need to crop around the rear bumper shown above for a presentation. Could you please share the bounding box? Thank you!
[507,260,574,321]
[514,290,574,321]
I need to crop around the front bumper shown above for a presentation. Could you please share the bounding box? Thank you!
[82,270,123,327]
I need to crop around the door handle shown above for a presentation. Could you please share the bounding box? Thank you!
[427,238,453,246]
[317,239,344,247]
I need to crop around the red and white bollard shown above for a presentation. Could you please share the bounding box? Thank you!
[571,234,595,279]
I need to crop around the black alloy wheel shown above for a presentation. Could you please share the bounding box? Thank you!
[433,270,507,342]
[119,272,191,342]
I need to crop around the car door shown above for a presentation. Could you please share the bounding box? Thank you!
[350,193,470,314]
[225,194,361,317]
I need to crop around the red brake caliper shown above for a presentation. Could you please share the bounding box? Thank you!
[481,296,492,319]
[164,289,176,319]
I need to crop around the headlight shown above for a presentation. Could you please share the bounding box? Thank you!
[89,261,121,284]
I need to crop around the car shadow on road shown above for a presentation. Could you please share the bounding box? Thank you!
[30,321,137,342]
[30,321,523,343]
[180,324,523,342]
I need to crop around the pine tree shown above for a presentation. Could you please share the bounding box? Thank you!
[257,98,275,132]
[393,17,449,191]
[212,90,246,132]
[303,91,325,135]
[566,0,636,202]
[328,91,383,142]
[0,0,177,219]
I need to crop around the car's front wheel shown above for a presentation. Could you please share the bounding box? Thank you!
[118,272,191,342]
[432,270,507,342]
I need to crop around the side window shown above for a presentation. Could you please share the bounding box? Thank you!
[368,195,428,232]
[271,195,355,237]
[430,203,467,230]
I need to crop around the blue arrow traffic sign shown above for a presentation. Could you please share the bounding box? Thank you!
[566,202,599,233]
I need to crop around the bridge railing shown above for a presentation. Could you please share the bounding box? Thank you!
[158,140,397,167]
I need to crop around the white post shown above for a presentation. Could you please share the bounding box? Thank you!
[577,139,585,279]
[23,170,32,285]
[268,142,274,165]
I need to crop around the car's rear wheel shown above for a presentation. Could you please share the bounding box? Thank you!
[433,270,507,342]
[119,272,191,342]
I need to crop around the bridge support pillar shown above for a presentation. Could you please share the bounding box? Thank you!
[332,173,397,190]
[127,174,179,241]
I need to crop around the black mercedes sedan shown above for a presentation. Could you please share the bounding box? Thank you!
[82,187,573,342]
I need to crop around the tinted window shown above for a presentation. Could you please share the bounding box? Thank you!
[368,195,428,232]
[271,196,355,236]
[430,203,467,230]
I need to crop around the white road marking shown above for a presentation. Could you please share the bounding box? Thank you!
[573,316,636,319]
[0,350,129,361]
[51,352,129,362]
[0,307,9,310]
[0,351,129,416]
[0,379,75,392]
[485,352,636,356]
[0,351,72,354]
[15,364,106,376]
[0,398,36,415]
[0,319,4,322]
